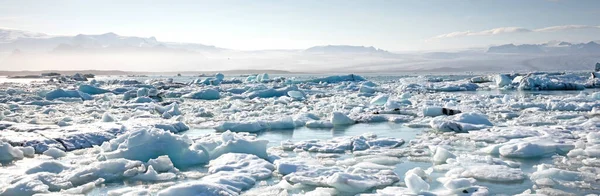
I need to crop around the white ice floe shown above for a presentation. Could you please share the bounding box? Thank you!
[282,133,404,153]
[430,112,492,133]
[330,112,355,126]
[158,153,274,195]
[182,88,220,100]
[0,141,24,163]
[100,128,209,168]
[518,74,584,91]
[193,131,268,160]
[43,147,66,159]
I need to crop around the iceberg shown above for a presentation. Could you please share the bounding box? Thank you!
[78,85,111,95]
[45,89,93,101]
[182,89,220,100]
[100,128,209,168]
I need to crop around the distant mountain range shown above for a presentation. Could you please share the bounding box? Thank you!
[0,28,49,42]
[487,41,600,54]
[0,28,388,55]
[0,28,222,53]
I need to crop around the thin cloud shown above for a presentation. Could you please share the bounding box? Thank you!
[432,25,600,39]
[534,25,600,32]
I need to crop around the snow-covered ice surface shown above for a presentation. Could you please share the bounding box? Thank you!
[1,72,600,195]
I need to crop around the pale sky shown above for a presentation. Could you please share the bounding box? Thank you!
[1,0,600,51]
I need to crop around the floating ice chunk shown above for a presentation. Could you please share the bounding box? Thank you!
[405,167,428,179]
[43,147,66,159]
[367,186,414,196]
[424,82,479,92]
[382,100,403,111]
[133,97,154,103]
[362,81,378,87]
[282,134,401,153]
[370,94,389,106]
[350,162,394,170]
[78,84,111,95]
[327,172,381,193]
[400,92,411,99]
[159,153,274,195]
[193,131,268,160]
[432,147,456,164]
[147,155,178,173]
[460,165,525,182]
[25,161,70,174]
[245,86,298,99]
[443,178,475,190]
[405,173,430,194]
[214,121,265,132]
[534,188,577,196]
[182,89,220,100]
[157,181,238,196]
[0,141,24,163]
[470,75,492,83]
[131,165,177,181]
[430,112,492,133]
[148,88,158,96]
[267,117,298,130]
[45,89,93,101]
[495,74,512,87]
[530,167,594,183]
[215,73,225,81]
[71,73,87,81]
[454,112,493,126]
[587,132,600,144]
[306,120,334,128]
[283,165,398,194]
[100,128,209,168]
[304,187,338,196]
[226,88,246,94]
[292,112,320,123]
[102,112,116,122]
[154,121,190,133]
[162,103,182,117]
[123,90,137,100]
[258,73,270,82]
[423,106,444,117]
[499,141,574,158]
[107,187,150,196]
[66,158,145,186]
[591,92,600,100]
[17,146,35,158]
[0,177,50,196]
[287,90,305,100]
[518,75,584,91]
[330,112,355,126]
[137,88,149,97]
[367,138,405,149]
[359,85,376,94]
[61,178,103,195]
[245,75,258,83]
[208,153,275,180]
